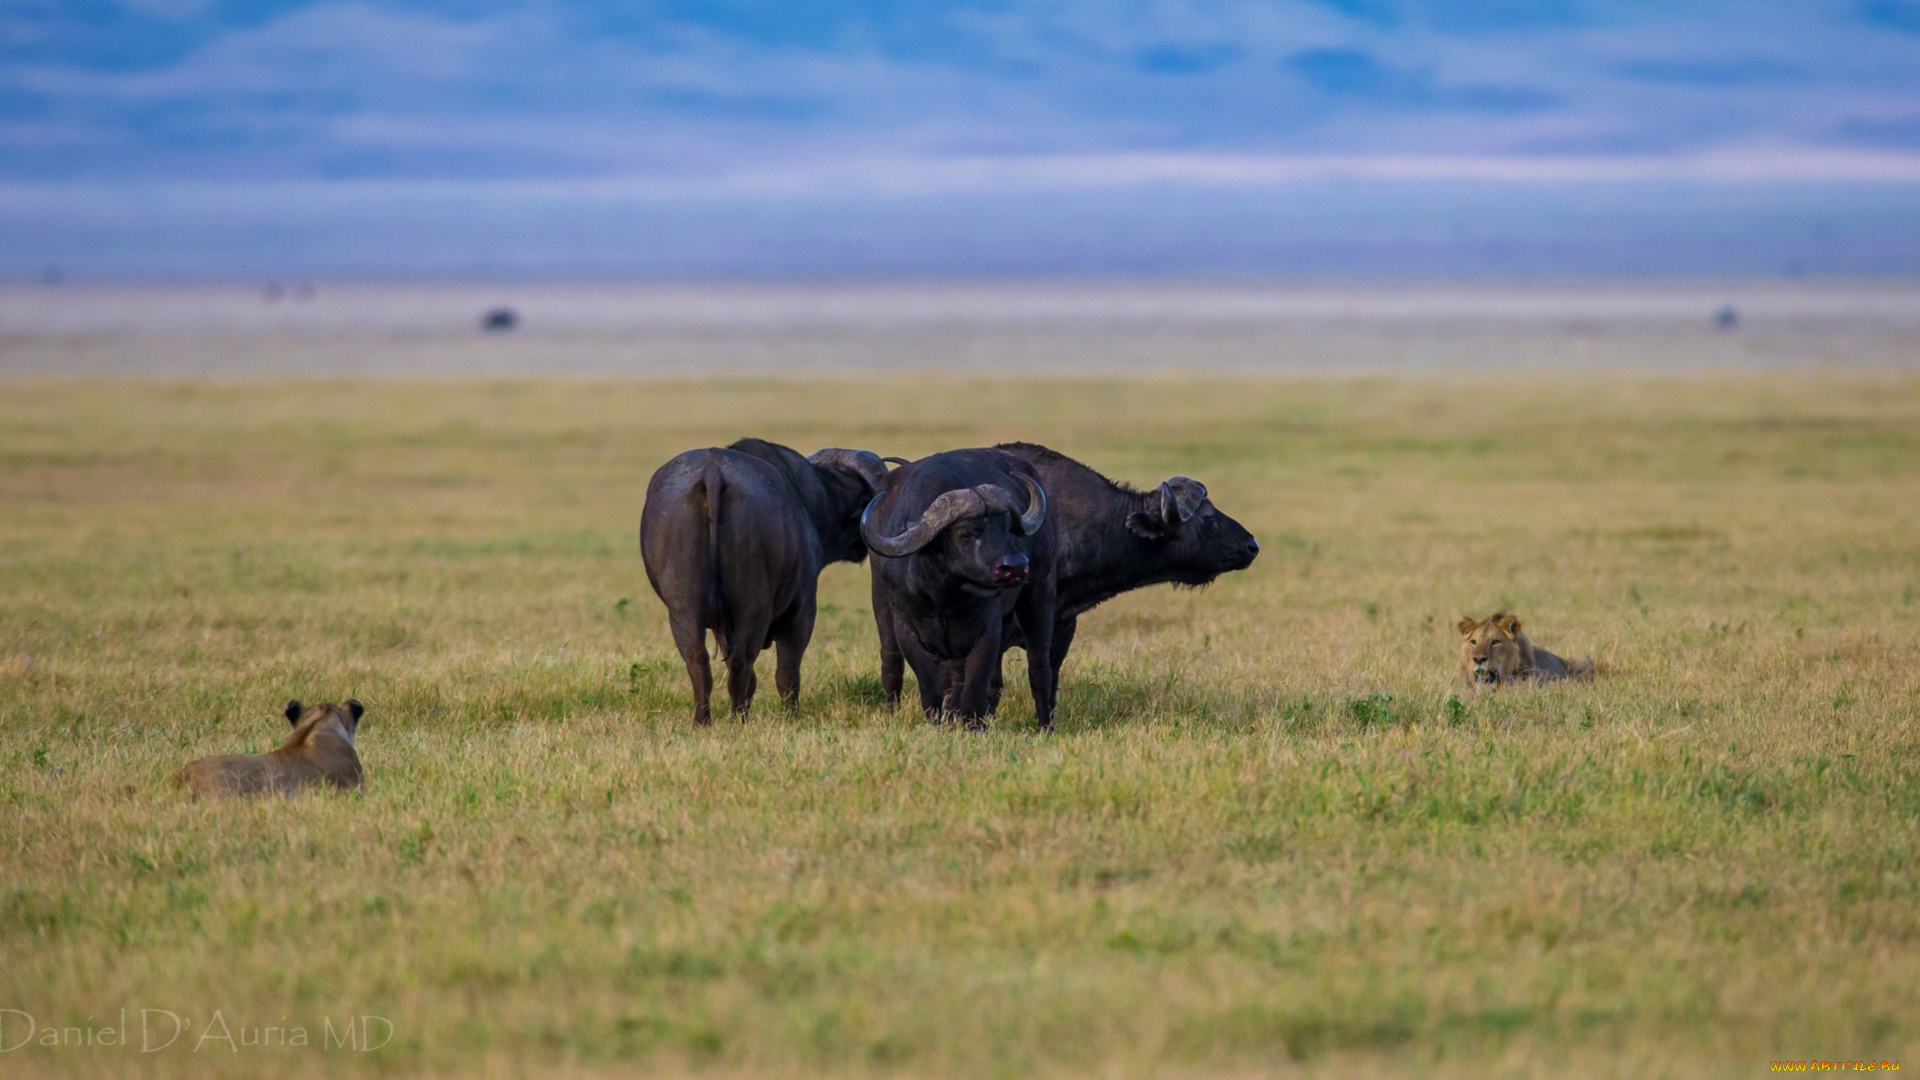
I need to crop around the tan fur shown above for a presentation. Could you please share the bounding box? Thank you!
[176,700,364,799]
[1458,613,1594,690]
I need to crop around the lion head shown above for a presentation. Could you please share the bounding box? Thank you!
[1458,612,1530,688]
[284,698,363,751]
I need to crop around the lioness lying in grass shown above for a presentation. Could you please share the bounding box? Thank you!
[177,699,364,798]
[1458,613,1594,689]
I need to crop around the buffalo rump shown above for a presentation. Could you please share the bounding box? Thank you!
[642,439,886,724]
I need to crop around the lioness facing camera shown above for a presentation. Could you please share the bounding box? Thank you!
[177,699,364,798]
[1458,613,1593,689]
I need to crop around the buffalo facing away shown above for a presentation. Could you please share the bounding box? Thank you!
[863,449,1056,729]
[642,439,887,724]
[878,443,1259,715]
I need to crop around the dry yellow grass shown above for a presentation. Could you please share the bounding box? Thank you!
[2,373,1918,1078]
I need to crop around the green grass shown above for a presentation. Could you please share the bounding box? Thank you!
[2,374,1918,1078]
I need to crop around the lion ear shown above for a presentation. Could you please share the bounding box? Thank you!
[284,700,304,725]
[345,699,365,722]
[1456,617,1478,637]
[1493,613,1521,634]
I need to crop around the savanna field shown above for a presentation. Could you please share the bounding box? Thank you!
[3,369,1919,1078]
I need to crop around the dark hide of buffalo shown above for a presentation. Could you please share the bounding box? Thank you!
[642,439,887,724]
[863,449,1057,730]
[877,443,1259,716]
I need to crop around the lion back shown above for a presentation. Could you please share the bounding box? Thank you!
[178,754,276,799]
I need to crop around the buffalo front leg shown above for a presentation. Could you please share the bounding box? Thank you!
[1013,591,1057,731]
[897,628,947,722]
[1044,616,1078,717]
[986,615,1025,714]
[939,661,967,716]
[1024,623,1056,731]
[871,569,905,707]
[951,624,1005,731]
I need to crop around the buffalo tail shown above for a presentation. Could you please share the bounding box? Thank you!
[700,457,730,646]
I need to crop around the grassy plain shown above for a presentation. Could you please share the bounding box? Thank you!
[2,373,1918,1078]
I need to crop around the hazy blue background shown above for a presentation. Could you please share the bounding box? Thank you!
[5,0,1920,280]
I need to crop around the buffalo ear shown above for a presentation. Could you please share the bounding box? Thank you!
[1127,481,1187,540]
[346,699,365,722]
[1125,507,1173,540]
[1493,612,1521,634]
[284,700,304,725]
[1457,617,1478,638]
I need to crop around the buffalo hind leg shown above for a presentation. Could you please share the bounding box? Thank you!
[724,656,758,718]
[771,596,816,710]
[669,616,715,726]
[722,623,762,719]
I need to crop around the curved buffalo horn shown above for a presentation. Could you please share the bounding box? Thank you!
[859,493,906,555]
[807,447,889,491]
[881,456,912,467]
[861,475,1048,557]
[1158,476,1208,524]
[862,488,982,557]
[956,476,1045,535]
[1010,472,1046,536]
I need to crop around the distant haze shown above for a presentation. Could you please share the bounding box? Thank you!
[6,178,1919,282]
[6,280,1917,377]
